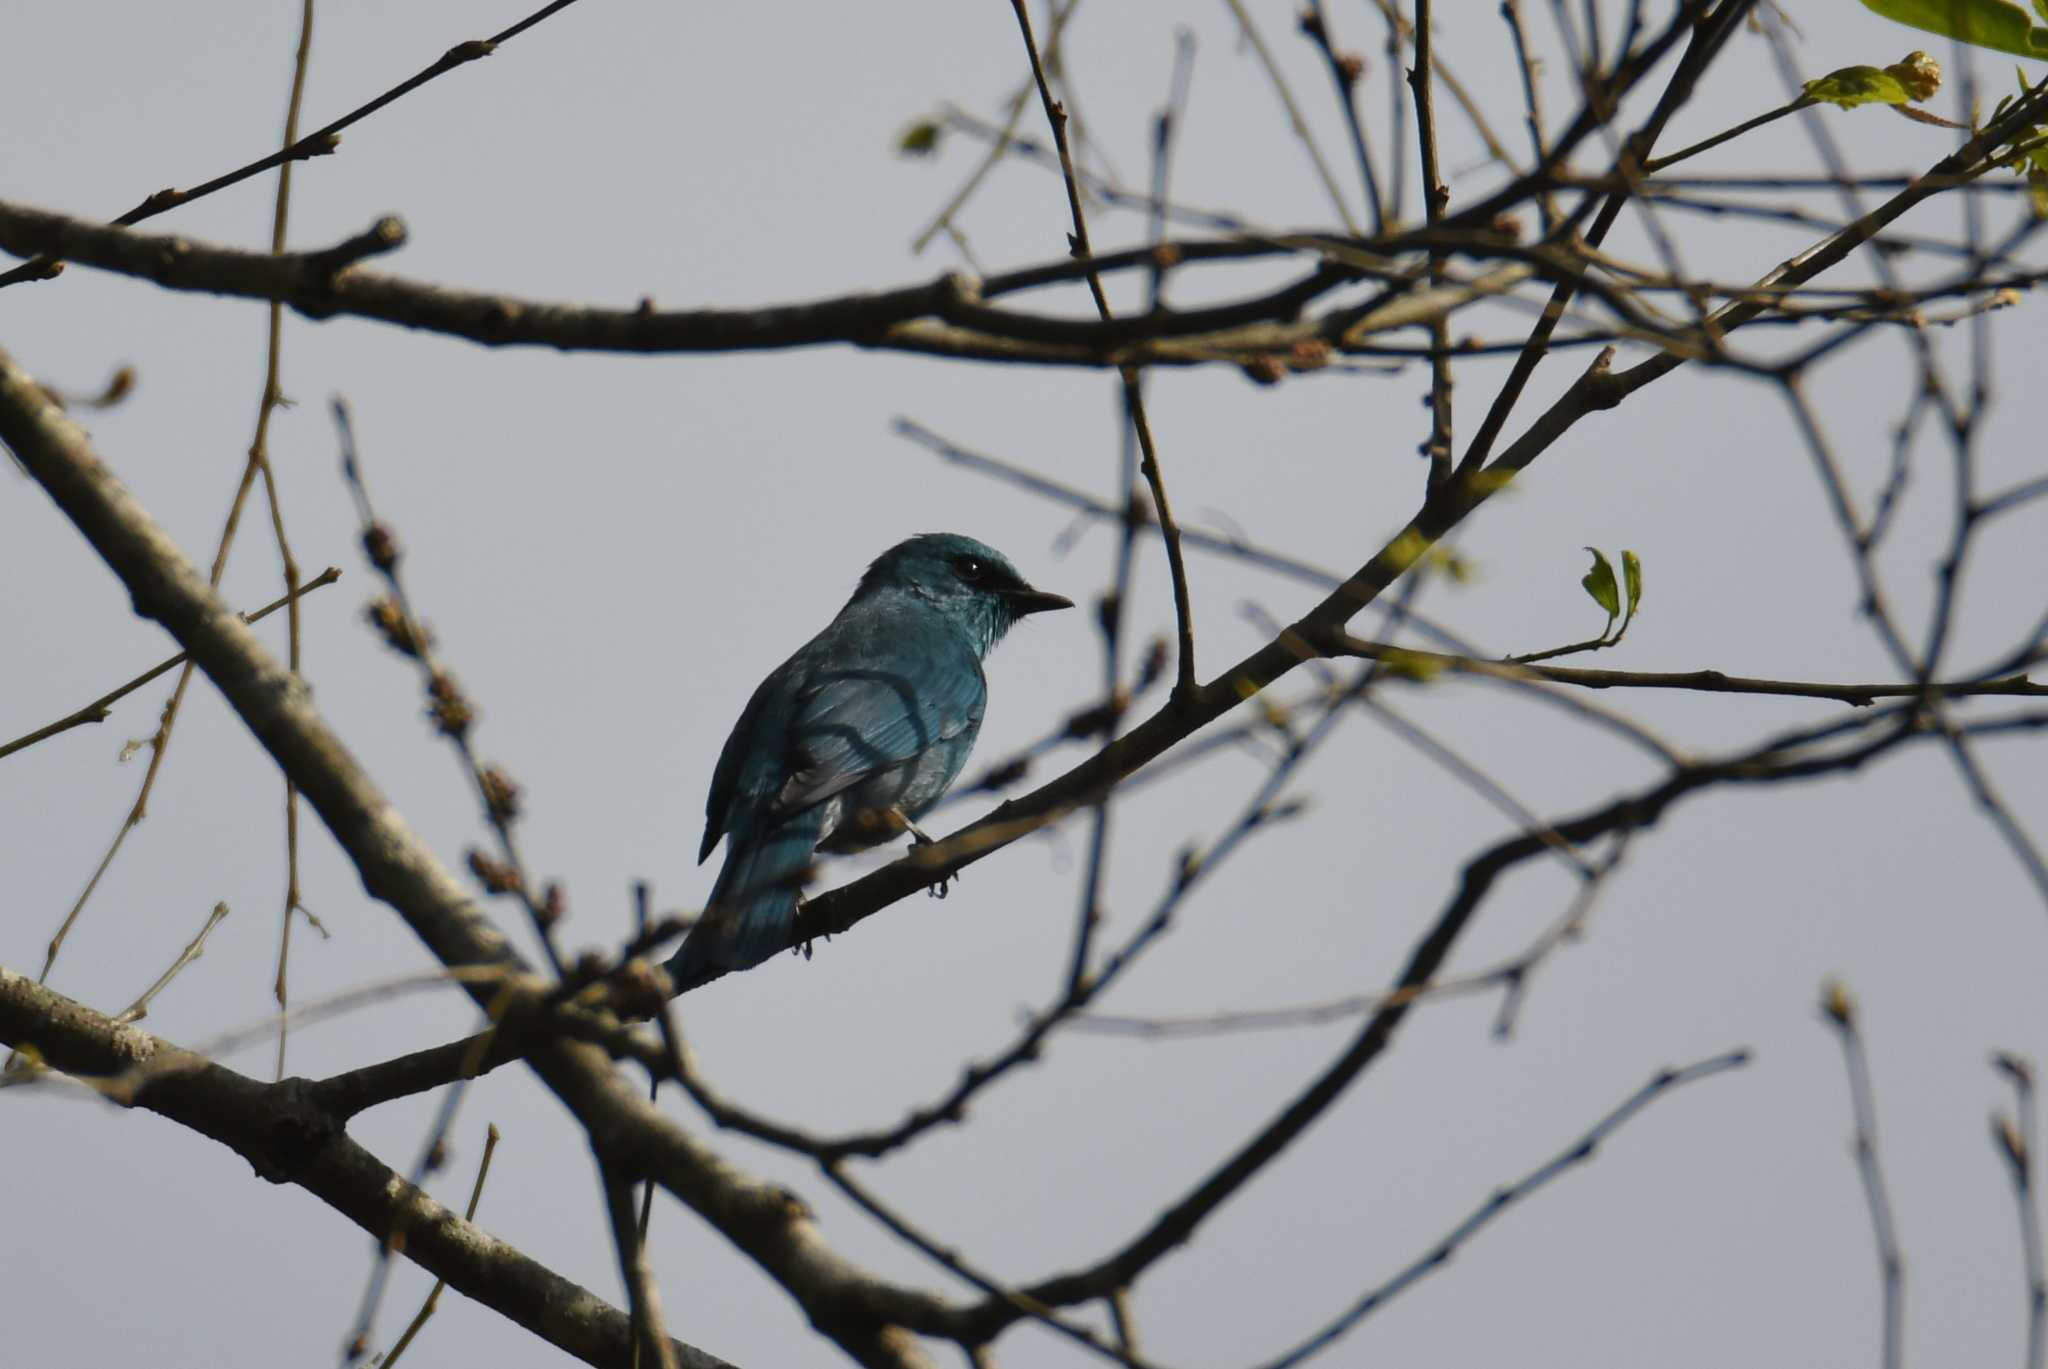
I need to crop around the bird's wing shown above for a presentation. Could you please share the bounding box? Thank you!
[774,657,984,817]
[700,677,781,863]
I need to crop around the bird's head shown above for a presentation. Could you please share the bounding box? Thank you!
[856,532,1073,654]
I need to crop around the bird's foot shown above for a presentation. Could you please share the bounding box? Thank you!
[896,813,955,900]
[794,891,818,960]
[892,808,936,845]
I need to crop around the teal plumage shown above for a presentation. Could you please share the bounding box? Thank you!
[667,534,1071,990]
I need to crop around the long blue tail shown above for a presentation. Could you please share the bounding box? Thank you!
[666,808,827,992]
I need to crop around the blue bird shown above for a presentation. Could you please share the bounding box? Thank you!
[666,533,1072,991]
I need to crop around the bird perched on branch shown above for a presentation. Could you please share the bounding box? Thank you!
[666,533,1072,991]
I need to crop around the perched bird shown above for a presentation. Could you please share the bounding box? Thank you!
[666,533,1072,991]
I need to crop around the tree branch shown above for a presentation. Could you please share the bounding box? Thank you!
[0,342,971,1365]
[0,0,591,289]
[0,966,727,1369]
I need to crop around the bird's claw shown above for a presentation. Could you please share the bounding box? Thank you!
[900,818,956,900]
[794,891,817,959]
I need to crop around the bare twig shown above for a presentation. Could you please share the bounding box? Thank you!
[910,0,1085,254]
[0,0,589,288]
[23,0,335,994]
[1409,0,1454,494]
[380,1122,501,1368]
[1300,2,1386,233]
[1009,0,1200,999]
[260,0,320,1085]
[600,1157,681,1369]
[1326,636,2047,705]
[1256,1050,1750,1368]
[1822,982,1904,1369]
[0,566,341,762]
[112,902,230,1026]
[1219,0,1361,233]
[332,398,568,978]
[1993,1054,2045,1369]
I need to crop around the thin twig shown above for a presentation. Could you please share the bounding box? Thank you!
[1326,634,2047,705]
[1501,0,1559,229]
[28,0,334,992]
[0,0,590,289]
[333,398,568,978]
[0,566,341,762]
[1219,0,1361,233]
[910,0,1085,254]
[1993,1054,2045,1369]
[1643,97,1813,174]
[1409,0,1455,495]
[1256,1050,1750,1368]
[1010,0,1199,997]
[1455,0,1760,478]
[1823,981,1904,1369]
[112,903,230,1026]
[823,1159,1152,1367]
[380,1123,501,1368]
[1301,2,1386,234]
[263,0,319,1085]
[600,1157,681,1369]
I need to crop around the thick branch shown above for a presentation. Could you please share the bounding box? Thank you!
[791,351,1628,956]
[0,345,965,1365]
[0,966,725,1369]
[0,198,1522,369]
[958,707,1923,1336]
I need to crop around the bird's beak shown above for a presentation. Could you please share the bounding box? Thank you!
[1001,586,1074,616]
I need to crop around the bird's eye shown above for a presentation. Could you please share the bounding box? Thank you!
[952,555,987,583]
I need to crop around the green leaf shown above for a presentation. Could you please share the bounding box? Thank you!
[1996,68,2048,215]
[1580,549,1620,622]
[1622,549,1643,620]
[897,120,944,157]
[1859,0,2048,58]
[1804,65,1915,108]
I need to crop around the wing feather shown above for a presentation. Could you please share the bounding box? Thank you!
[775,660,983,814]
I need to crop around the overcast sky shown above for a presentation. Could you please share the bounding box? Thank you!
[5,3,2046,1367]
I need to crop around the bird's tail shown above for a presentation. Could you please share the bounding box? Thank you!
[666,808,827,992]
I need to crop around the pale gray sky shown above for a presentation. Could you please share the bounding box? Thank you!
[5,3,2046,1366]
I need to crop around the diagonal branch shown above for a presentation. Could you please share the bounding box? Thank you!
[0,966,728,1369]
[950,706,1927,1338]
[0,565,341,762]
[1255,1050,1751,1368]
[0,0,590,289]
[0,337,969,1369]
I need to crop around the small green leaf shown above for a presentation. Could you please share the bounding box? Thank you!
[1804,65,1915,108]
[1622,549,1643,619]
[1994,69,2048,215]
[1580,548,1621,621]
[897,120,944,157]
